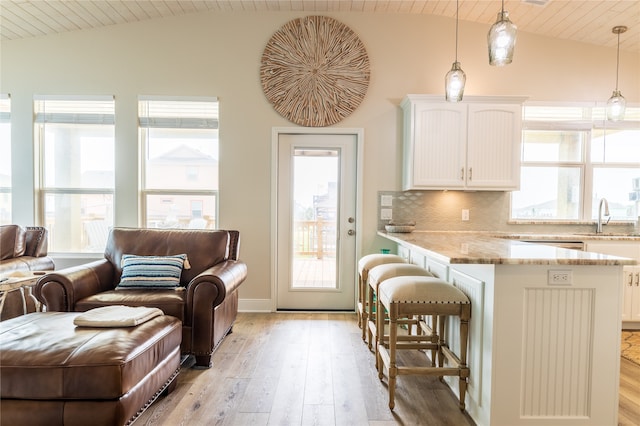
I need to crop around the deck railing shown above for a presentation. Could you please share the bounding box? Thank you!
[293,219,336,259]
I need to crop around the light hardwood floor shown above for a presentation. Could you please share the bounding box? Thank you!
[135,312,640,426]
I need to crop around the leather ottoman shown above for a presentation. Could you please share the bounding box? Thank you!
[0,311,182,426]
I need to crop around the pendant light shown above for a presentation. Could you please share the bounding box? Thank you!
[445,0,466,102]
[487,0,517,66]
[607,25,628,121]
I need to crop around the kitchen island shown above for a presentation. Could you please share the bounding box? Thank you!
[378,231,637,426]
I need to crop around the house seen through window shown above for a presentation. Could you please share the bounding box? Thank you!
[139,97,219,230]
[511,105,640,222]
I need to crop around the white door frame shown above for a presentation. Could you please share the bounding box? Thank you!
[271,127,364,312]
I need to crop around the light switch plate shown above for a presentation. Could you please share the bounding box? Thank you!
[381,209,392,220]
[380,195,393,207]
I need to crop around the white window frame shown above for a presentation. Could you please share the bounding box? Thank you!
[0,94,11,225]
[138,96,219,229]
[512,102,640,223]
[34,95,115,253]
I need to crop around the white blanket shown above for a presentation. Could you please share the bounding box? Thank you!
[73,305,164,327]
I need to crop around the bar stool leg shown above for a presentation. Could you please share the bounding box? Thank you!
[359,273,367,340]
[458,315,470,410]
[387,304,398,410]
[367,278,376,350]
[376,295,385,374]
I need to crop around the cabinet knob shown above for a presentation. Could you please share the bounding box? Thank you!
[629,274,634,286]
[468,167,473,181]
[460,168,465,180]
[635,272,639,286]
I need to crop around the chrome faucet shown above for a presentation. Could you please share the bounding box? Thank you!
[596,197,610,234]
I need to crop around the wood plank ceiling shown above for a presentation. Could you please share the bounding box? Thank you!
[1,1,638,53]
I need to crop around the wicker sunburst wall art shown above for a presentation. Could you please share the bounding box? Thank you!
[260,16,371,127]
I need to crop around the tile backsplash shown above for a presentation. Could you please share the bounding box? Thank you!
[377,190,638,235]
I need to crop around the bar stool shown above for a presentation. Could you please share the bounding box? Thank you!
[376,275,471,411]
[366,263,434,351]
[357,254,406,340]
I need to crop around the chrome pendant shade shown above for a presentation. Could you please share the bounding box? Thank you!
[488,1,517,66]
[445,0,465,102]
[606,25,628,121]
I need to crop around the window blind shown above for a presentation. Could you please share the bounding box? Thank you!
[34,95,114,124]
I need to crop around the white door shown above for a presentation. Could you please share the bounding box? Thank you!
[275,130,360,310]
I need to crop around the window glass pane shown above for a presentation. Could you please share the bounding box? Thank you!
[591,129,640,163]
[522,130,585,162]
[523,106,589,121]
[42,124,114,188]
[592,168,640,220]
[593,106,640,121]
[0,95,10,225]
[511,167,581,219]
[144,127,218,190]
[144,194,217,229]
[43,193,113,252]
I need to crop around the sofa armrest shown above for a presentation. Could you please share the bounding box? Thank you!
[186,260,247,361]
[186,260,248,309]
[34,260,115,311]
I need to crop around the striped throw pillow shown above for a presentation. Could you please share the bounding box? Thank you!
[117,254,190,289]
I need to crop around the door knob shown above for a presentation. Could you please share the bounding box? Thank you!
[347,229,355,236]
[348,217,355,223]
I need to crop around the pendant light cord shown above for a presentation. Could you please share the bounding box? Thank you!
[455,0,459,61]
[615,31,620,91]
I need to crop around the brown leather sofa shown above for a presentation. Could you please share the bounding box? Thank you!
[0,225,55,274]
[34,227,247,368]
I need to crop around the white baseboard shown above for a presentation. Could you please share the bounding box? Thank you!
[238,298,273,312]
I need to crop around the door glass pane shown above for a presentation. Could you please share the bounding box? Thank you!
[291,149,338,289]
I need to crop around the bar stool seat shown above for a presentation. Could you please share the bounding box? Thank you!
[356,254,406,340]
[366,263,434,351]
[376,275,471,411]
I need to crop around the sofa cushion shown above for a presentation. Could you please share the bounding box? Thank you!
[117,254,190,289]
[75,289,187,322]
[0,225,27,260]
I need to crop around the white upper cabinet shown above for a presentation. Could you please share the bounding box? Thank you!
[401,95,525,191]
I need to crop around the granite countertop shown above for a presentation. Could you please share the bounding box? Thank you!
[378,231,639,266]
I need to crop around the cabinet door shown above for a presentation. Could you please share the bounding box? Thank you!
[404,102,466,189]
[623,267,634,321]
[466,104,522,190]
[584,242,640,261]
[631,267,640,322]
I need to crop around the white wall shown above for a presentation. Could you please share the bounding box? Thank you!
[1,11,639,304]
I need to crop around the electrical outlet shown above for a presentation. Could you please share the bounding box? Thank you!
[380,195,393,207]
[381,208,393,220]
[548,270,572,285]
[462,209,470,221]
